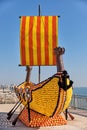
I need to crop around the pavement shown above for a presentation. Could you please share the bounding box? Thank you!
[0,104,87,130]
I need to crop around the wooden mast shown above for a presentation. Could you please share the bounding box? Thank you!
[54,47,65,72]
[25,66,32,82]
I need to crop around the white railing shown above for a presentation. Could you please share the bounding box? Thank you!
[70,94,87,110]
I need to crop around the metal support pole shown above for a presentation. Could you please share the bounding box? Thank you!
[38,4,41,83]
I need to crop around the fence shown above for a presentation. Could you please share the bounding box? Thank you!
[70,94,87,110]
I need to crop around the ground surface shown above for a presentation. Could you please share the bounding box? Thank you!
[0,104,87,130]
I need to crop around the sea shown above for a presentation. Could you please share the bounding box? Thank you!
[73,87,87,96]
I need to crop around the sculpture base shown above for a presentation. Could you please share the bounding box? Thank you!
[19,108,67,127]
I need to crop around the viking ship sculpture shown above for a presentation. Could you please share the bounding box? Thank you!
[7,14,73,127]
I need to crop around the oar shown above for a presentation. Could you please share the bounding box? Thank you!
[27,102,30,121]
[63,111,74,120]
[7,101,20,116]
[12,103,27,126]
[25,87,31,122]
[7,101,22,120]
[68,111,74,120]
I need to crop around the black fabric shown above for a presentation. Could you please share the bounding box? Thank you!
[58,70,73,91]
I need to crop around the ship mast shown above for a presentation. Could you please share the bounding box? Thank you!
[38,5,41,83]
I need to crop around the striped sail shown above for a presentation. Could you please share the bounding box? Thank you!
[20,16,58,66]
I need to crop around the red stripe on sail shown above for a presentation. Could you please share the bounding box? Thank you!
[37,16,41,65]
[29,16,34,65]
[21,16,26,65]
[45,16,49,65]
[52,16,57,65]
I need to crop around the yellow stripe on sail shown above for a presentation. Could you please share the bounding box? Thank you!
[32,16,37,65]
[41,16,45,65]
[20,18,22,64]
[25,17,30,65]
[48,16,53,65]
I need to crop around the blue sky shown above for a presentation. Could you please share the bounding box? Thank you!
[0,0,87,87]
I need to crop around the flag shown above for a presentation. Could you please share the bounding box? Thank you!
[20,16,58,66]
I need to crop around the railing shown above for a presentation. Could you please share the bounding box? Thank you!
[70,94,87,110]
